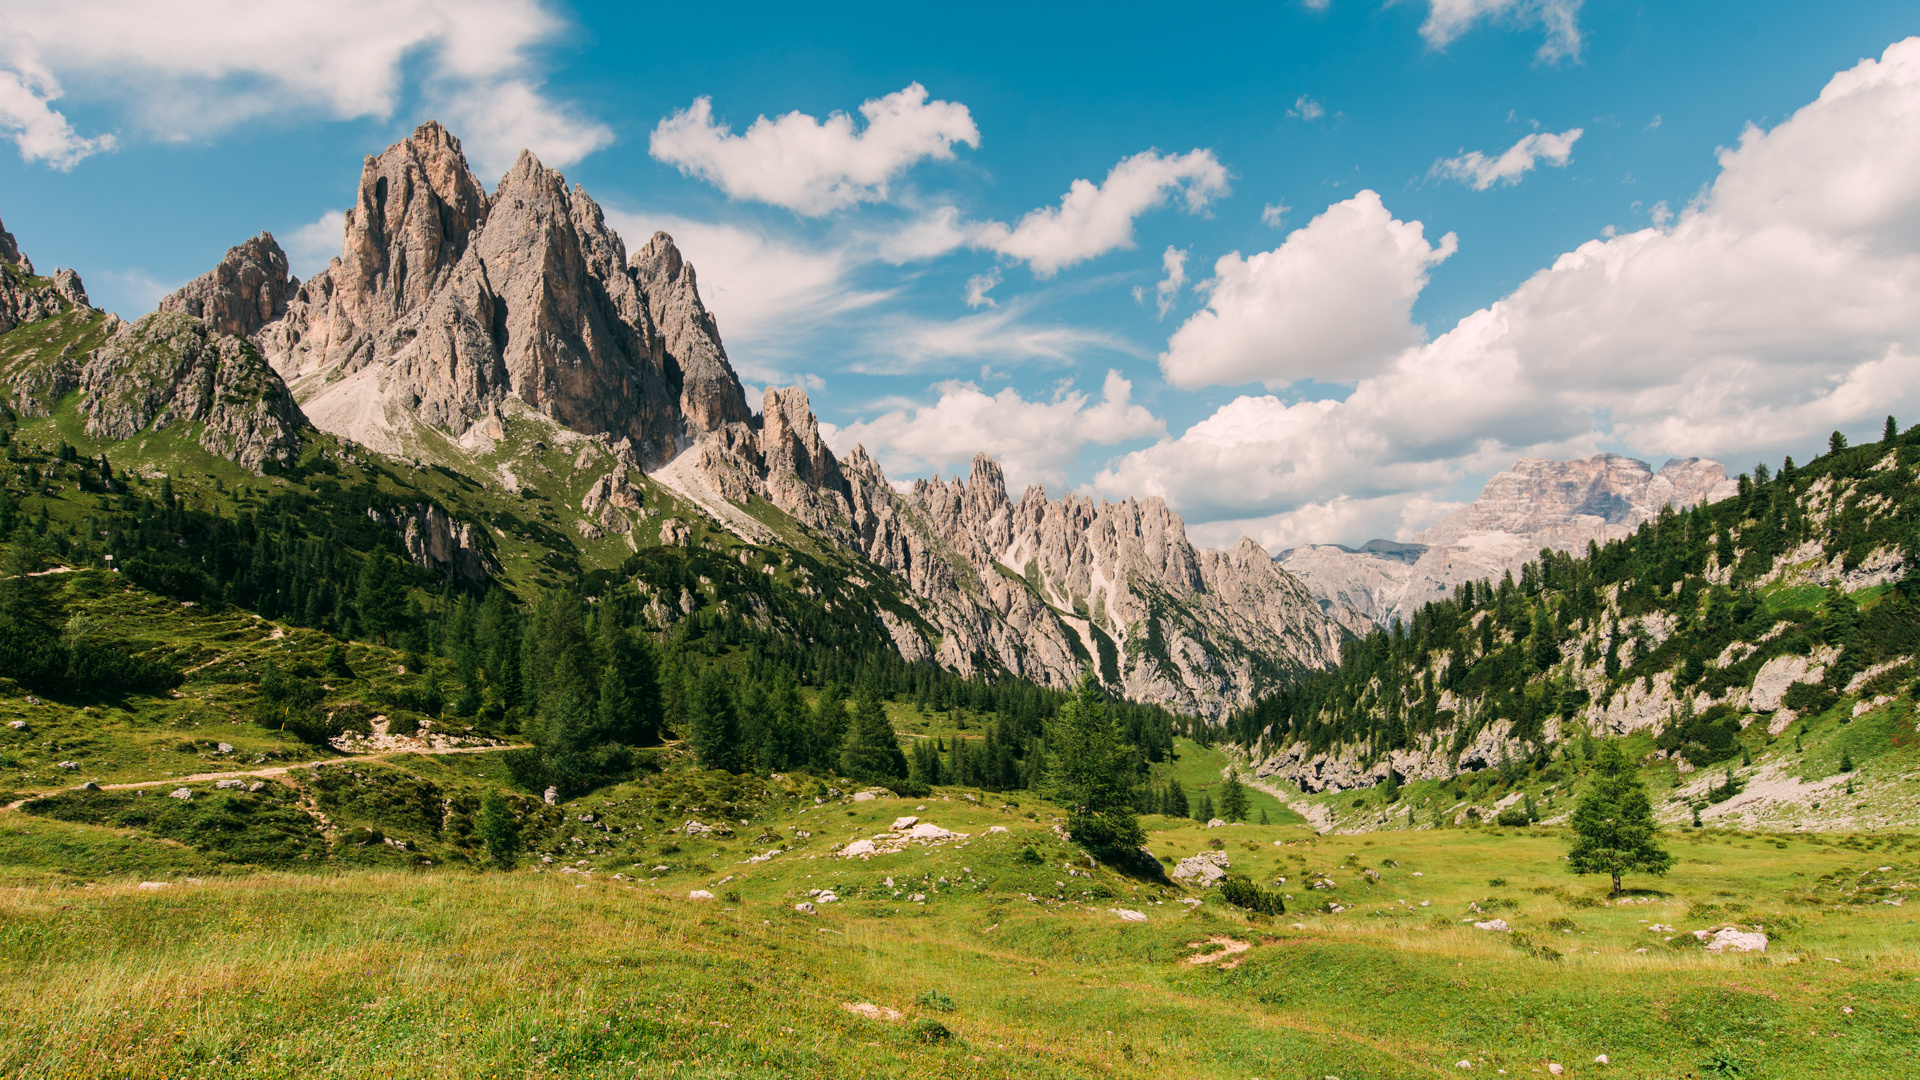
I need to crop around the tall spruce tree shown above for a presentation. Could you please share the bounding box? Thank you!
[1219,767,1250,821]
[840,680,908,784]
[687,666,743,773]
[477,790,522,868]
[1045,671,1145,859]
[1567,741,1675,895]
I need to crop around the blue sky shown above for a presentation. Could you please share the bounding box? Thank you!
[4,1,1919,549]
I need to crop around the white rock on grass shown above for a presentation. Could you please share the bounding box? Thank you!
[137,882,171,890]
[1549,1065,1565,1076]
[1595,1054,1610,1064]
[688,890,714,901]
[1171,851,1230,884]
[842,840,878,857]
[1110,908,1148,922]
[840,1002,902,1021]
[988,825,1008,833]
[169,788,193,800]
[215,778,245,789]
[852,791,877,802]
[1206,818,1226,828]
[891,816,919,831]
[1704,928,1768,953]
[1473,919,1511,932]
[907,822,954,841]
[793,901,816,914]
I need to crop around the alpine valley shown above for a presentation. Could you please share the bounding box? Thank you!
[5,119,1920,1080]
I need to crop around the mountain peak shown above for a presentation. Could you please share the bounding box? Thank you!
[157,232,291,338]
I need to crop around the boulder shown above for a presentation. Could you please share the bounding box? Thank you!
[842,840,878,857]
[1110,908,1148,923]
[1473,919,1511,932]
[543,787,559,806]
[6,720,24,731]
[688,890,714,901]
[80,780,100,791]
[793,901,816,914]
[169,788,193,800]
[215,778,245,789]
[907,822,955,841]
[1206,818,1226,828]
[1171,850,1230,884]
[1703,928,1767,953]
[891,816,919,830]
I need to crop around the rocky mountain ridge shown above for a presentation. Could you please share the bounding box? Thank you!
[658,391,1341,717]
[228,122,748,464]
[1283,454,1741,631]
[0,216,91,336]
[12,122,1343,718]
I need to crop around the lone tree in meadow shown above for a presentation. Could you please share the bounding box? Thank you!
[1047,670,1145,861]
[1219,767,1250,822]
[1567,740,1674,895]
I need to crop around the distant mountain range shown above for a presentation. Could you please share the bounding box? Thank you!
[1280,455,1741,632]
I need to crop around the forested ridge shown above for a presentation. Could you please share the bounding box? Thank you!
[0,411,1188,809]
[1229,420,1920,781]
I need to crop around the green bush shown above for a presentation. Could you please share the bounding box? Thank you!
[1220,873,1285,916]
[1783,680,1838,717]
[1495,807,1533,827]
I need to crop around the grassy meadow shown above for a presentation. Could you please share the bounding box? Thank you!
[3,753,1917,1079]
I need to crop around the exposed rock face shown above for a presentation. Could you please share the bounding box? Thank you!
[0,216,25,272]
[158,233,293,338]
[631,232,751,433]
[0,218,89,335]
[662,392,1341,718]
[365,502,495,581]
[251,122,742,462]
[1284,454,1740,629]
[78,312,305,472]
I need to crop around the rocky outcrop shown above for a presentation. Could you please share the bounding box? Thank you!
[78,312,305,472]
[158,233,293,338]
[0,216,25,272]
[632,232,750,433]
[581,468,646,534]
[365,502,495,581]
[251,122,743,463]
[661,391,1342,718]
[1285,454,1741,629]
[0,217,90,336]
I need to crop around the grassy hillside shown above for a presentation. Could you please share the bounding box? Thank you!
[3,777,1917,1078]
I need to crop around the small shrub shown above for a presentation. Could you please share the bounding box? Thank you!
[1487,877,1508,888]
[1016,846,1043,865]
[722,890,741,904]
[912,1019,952,1044]
[657,842,681,855]
[1495,807,1533,827]
[914,989,957,1012]
[1220,873,1286,916]
[1546,916,1577,932]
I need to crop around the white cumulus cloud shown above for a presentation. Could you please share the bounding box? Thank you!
[1433,127,1583,189]
[1421,0,1585,62]
[649,84,979,216]
[0,0,611,175]
[1105,36,1920,547]
[969,149,1228,277]
[824,370,1164,492]
[283,209,345,280]
[1159,191,1457,390]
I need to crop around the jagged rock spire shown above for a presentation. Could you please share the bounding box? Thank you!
[158,232,292,338]
[0,215,28,274]
[239,121,751,461]
[632,231,750,432]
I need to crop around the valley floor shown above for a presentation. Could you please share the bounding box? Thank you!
[3,771,1916,1079]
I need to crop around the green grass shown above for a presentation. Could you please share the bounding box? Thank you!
[1153,737,1302,826]
[2,777,1917,1078]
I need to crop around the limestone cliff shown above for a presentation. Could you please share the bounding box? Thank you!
[251,122,744,463]
[656,387,1342,718]
[1284,454,1741,630]
[157,233,294,338]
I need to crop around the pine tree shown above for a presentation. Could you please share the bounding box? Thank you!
[1219,767,1250,821]
[1045,671,1145,859]
[1163,777,1187,818]
[687,666,742,773]
[1259,808,1270,825]
[1197,794,1216,822]
[1567,741,1675,895]
[810,685,849,772]
[1830,430,1849,455]
[1886,415,1899,444]
[840,680,907,784]
[477,790,522,868]
[355,550,407,646]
